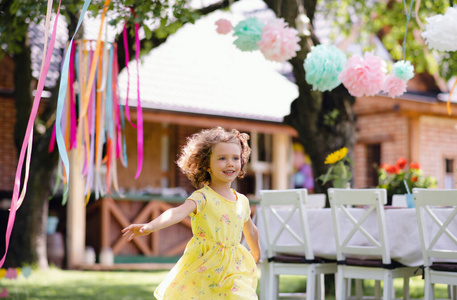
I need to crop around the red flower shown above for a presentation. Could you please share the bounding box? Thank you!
[393,165,401,174]
[410,162,420,170]
[411,176,418,182]
[383,164,397,174]
[396,157,407,169]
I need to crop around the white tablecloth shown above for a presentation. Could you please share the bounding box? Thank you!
[253,207,457,267]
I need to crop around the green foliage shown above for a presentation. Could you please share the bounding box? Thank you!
[1,0,200,55]
[2,267,168,299]
[323,108,340,126]
[317,0,453,78]
[87,0,199,33]
[2,267,443,299]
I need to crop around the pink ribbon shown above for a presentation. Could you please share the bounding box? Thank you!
[0,0,62,268]
[123,23,134,128]
[69,41,77,149]
[134,23,143,179]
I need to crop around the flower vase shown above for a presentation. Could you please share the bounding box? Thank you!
[333,179,349,189]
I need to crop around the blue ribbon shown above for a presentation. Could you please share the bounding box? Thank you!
[55,0,91,195]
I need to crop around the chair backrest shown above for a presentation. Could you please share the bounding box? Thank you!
[328,188,391,264]
[259,189,314,260]
[413,188,457,266]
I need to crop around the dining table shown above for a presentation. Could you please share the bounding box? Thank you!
[252,206,457,268]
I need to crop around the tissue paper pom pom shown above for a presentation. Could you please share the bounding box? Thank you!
[392,60,414,81]
[338,52,386,97]
[258,18,301,62]
[233,17,264,51]
[215,19,232,35]
[383,74,407,98]
[304,44,347,92]
[421,6,457,51]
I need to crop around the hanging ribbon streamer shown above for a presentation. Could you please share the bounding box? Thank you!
[400,0,415,61]
[112,44,128,168]
[54,0,93,197]
[52,35,129,199]
[134,22,144,179]
[448,79,457,115]
[0,0,64,268]
[122,23,134,128]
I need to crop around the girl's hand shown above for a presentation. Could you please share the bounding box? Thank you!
[121,223,153,241]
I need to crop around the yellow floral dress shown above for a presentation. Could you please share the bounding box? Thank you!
[154,186,258,299]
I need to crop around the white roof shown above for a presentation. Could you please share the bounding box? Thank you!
[117,0,299,122]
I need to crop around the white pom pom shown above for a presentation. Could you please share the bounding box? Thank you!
[422,6,457,52]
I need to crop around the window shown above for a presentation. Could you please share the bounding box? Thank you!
[246,132,273,195]
[444,159,454,189]
[366,144,381,187]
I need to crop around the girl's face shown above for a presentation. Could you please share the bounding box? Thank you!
[208,142,242,186]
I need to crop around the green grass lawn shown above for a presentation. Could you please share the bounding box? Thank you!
[277,275,450,299]
[1,267,451,299]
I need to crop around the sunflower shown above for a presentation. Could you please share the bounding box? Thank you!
[324,147,348,164]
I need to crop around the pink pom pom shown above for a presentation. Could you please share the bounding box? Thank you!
[258,18,301,62]
[338,52,386,97]
[383,74,407,98]
[215,19,232,35]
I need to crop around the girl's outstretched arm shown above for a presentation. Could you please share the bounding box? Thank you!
[122,200,197,241]
[243,218,261,263]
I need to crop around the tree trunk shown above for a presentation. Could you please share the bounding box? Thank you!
[5,33,59,269]
[263,1,356,295]
[264,0,356,196]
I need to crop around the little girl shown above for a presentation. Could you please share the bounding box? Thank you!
[122,127,260,299]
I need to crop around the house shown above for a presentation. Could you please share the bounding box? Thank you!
[353,74,457,190]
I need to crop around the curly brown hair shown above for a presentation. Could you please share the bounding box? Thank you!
[177,127,251,189]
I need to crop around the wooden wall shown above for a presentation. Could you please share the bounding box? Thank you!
[0,55,16,192]
[116,122,164,190]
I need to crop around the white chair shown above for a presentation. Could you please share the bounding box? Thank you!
[259,189,336,300]
[414,188,457,300]
[328,188,418,300]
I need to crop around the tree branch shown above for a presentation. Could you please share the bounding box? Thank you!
[116,0,239,71]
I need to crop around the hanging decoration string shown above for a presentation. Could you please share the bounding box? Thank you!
[134,22,144,179]
[0,0,67,268]
[400,0,415,61]
[54,0,95,198]
[16,0,56,211]
[49,37,129,200]
[122,23,134,128]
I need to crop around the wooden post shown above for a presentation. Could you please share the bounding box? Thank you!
[67,149,86,269]
[100,197,110,249]
[408,115,419,163]
[272,133,290,190]
[250,132,263,195]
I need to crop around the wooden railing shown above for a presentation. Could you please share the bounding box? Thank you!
[86,193,259,261]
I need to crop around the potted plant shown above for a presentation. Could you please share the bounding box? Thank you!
[377,158,437,204]
[318,147,353,188]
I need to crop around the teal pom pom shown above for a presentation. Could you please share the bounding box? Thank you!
[304,44,347,92]
[392,60,414,81]
[233,17,264,52]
